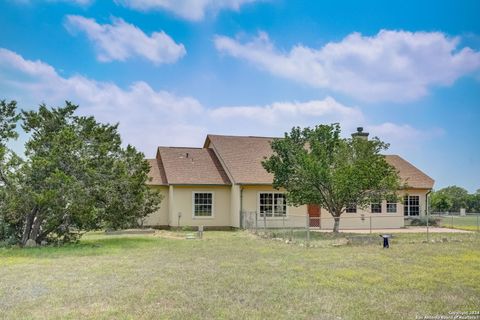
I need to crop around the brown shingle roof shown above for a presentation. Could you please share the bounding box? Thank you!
[146,158,168,186]
[385,155,434,189]
[152,147,231,185]
[205,135,275,184]
[206,134,434,189]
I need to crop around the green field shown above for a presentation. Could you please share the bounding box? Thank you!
[1,231,479,320]
[435,215,480,231]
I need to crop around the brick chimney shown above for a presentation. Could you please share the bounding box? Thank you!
[351,127,369,140]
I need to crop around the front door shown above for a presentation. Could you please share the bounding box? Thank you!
[308,205,321,228]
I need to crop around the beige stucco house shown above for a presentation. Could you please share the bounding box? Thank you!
[144,131,434,230]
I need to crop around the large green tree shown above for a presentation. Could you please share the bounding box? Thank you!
[262,124,401,233]
[430,186,479,213]
[0,100,161,246]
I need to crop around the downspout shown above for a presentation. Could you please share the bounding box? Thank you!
[425,190,432,216]
[239,186,244,228]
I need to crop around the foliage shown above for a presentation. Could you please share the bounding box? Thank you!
[262,123,401,232]
[430,186,480,213]
[408,216,440,227]
[0,100,162,246]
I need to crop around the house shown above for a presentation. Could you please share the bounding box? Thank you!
[144,129,434,230]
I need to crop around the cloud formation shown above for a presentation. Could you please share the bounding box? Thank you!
[65,15,186,64]
[14,0,93,5]
[215,30,480,102]
[115,0,260,21]
[0,48,441,157]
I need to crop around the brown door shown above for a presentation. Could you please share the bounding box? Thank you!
[308,204,321,228]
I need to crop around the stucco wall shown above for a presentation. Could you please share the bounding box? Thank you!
[317,189,430,230]
[143,186,169,226]
[170,185,231,227]
[241,185,308,228]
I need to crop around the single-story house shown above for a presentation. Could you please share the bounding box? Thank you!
[144,129,434,229]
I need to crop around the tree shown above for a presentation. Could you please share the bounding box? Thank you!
[430,186,469,213]
[0,101,162,246]
[430,192,453,213]
[0,100,23,243]
[262,124,401,233]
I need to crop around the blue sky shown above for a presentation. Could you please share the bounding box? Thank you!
[0,0,479,192]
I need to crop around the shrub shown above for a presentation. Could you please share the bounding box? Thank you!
[409,217,440,226]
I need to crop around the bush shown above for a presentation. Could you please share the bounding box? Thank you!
[409,217,440,226]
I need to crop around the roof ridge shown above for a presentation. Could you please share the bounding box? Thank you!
[207,134,279,139]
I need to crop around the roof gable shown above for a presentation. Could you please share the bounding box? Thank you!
[148,147,231,185]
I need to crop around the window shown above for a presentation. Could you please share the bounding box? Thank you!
[386,200,397,213]
[371,202,382,213]
[404,195,420,216]
[346,204,357,213]
[259,193,286,217]
[193,192,213,217]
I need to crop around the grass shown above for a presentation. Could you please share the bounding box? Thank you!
[435,215,480,231]
[0,231,479,320]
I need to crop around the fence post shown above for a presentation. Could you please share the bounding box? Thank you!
[369,216,372,234]
[254,211,258,234]
[477,213,479,233]
[426,209,429,242]
[306,214,310,248]
[264,212,267,234]
[451,215,454,229]
[283,215,286,240]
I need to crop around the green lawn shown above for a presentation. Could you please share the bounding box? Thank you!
[1,231,479,320]
[435,215,480,231]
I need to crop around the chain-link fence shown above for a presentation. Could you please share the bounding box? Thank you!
[240,211,480,247]
[430,212,480,232]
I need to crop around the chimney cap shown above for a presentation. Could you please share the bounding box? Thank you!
[352,127,369,139]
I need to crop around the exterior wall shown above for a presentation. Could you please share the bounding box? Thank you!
[143,186,169,226]
[241,185,308,228]
[171,185,231,227]
[318,188,430,230]
[145,185,430,229]
[230,184,241,228]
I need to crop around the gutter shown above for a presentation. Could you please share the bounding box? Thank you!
[425,189,432,216]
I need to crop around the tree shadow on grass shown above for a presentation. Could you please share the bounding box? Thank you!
[0,235,161,259]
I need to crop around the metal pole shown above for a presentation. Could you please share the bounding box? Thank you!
[426,209,429,242]
[264,211,267,234]
[283,215,286,240]
[369,216,372,234]
[477,213,479,233]
[451,215,454,229]
[306,213,310,248]
[254,211,258,234]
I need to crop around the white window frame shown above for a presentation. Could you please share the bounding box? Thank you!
[371,202,382,214]
[386,200,397,213]
[404,195,420,217]
[192,191,215,219]
[257,192,288,219]
[345,204,357,213]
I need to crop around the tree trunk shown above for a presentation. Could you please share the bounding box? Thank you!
[21,206,37,245]
[29,214,44,242]
[333,215,341,233]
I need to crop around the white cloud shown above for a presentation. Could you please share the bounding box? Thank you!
[13,0,93,5]
[65,15,186,64]
[0,48,441,157]
[115,0,261,21]
[366,122,444,153]
[215,30,480,102]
